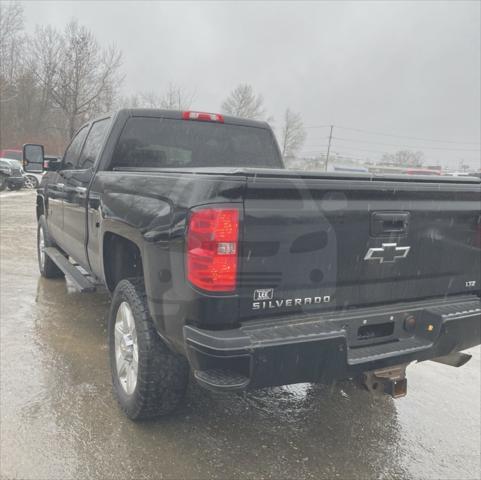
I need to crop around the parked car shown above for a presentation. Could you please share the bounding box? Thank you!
[0,158,26,191]
[23,109,481,420]
[23,155,59,189]
[0,148,22,161]
[0,148,44,189]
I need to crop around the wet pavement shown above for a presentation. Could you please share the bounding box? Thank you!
[1,190,480,480]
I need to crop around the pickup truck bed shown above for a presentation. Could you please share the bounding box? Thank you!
[23,109,481,419]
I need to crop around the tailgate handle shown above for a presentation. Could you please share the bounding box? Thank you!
[371,212,410,236]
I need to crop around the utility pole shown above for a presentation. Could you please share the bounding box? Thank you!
[325,125,333,171]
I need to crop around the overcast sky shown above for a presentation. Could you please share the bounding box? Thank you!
[21,0,481,169]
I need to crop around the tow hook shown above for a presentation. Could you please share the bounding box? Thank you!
[362,364,408,398]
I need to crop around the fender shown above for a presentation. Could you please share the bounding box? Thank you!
[36,193,47,220]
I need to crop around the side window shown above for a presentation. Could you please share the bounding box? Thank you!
[62,126,89,170]
[78,118,110,170]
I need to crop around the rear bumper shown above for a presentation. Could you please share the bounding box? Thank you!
[184,295,481,391]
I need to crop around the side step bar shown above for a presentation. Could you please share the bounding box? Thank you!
[43,247,96,293]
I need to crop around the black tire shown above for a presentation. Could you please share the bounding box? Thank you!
[7,183,22,191]
[0,175,6,191]
[37,215,64,278]
[108,278,189,420]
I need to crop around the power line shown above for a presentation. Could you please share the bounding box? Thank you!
[331,136,481,152]
[334,125,481,146]
[303,143,388,155]
[302,141,481,158]
[305,125,331,129]
[304,124,480,146]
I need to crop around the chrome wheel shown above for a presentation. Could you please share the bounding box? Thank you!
[24,176,34,189]
[38,227,45,268]
[29,175,39,188]
[114,301,139,395]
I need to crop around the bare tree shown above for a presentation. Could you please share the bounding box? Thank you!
[30,20,123,138]
[0,1,24,87]
[118,93,141,108]
[158,83,194,110]
[0,1,29,148]
[381,150,424,167]
[221,84,267,120]
[280,108,306,158]
[119,84,194,110]
[139,91,163,108]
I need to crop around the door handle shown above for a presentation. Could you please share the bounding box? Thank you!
[62,185,87,194]
[371,212,410,236]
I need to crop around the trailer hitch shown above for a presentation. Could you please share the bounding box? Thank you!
[362,364,408,398]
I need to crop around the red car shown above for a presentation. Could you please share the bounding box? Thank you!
[0,149,22,161]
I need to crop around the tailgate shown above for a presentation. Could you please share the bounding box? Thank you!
[239,175,481,319]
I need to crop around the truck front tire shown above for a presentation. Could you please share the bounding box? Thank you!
[108,279,189,420]
[37,215,64,278]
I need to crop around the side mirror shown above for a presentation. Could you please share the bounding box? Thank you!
[23,144,45,173]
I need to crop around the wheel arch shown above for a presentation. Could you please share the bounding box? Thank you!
[102,231,144,292]
[36,194,46,220]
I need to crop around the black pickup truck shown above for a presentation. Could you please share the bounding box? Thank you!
[23,109,481,420]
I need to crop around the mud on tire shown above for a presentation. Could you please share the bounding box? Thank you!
[108,278,189,420]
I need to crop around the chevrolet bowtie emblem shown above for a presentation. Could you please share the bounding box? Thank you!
[364,243,411,263]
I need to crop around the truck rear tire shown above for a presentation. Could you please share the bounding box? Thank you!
[37,215,64,278]
[108,278,189,420]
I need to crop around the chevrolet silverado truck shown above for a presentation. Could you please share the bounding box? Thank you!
[23,109,481,420]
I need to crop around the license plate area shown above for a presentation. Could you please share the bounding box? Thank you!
[357,321,394,341]
[348,312,403,347]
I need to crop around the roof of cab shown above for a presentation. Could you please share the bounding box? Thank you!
[117,108,271,129]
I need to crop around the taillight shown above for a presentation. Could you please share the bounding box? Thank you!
[182,111,224,123]
[187,208,239,292]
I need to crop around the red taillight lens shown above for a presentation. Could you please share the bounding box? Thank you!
[187,208,239,292]
[182,111,224,123]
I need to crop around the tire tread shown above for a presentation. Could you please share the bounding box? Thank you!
[109,278,189,419]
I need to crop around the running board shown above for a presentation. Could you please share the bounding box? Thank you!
[43,247,96,293]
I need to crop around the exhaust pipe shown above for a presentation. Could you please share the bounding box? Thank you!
[362,364,408,398]
[431,351,472,368]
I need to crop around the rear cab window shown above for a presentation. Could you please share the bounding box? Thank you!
[111,117,283,170]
